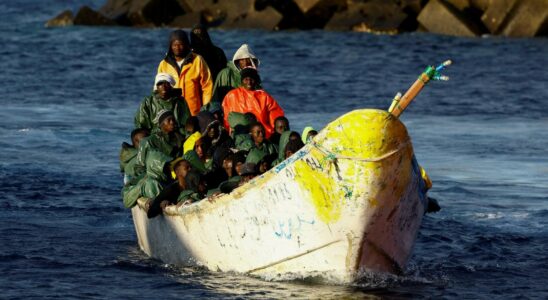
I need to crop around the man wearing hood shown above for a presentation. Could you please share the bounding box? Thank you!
[190,24,227,83]
[211,44,261,104]
[157,29,213,116]
[135,73,191,135]
[222,68,284,139]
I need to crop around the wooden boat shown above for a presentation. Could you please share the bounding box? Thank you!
[130,61,450,284]
[132,108,429,283]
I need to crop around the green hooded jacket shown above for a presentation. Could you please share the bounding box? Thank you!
[134,92,191,135]
[273,131,291,166]
[119,143,138,176]
[134,130,184,177]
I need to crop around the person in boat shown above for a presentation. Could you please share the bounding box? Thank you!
[301,126,318,144]
[272,130,300,166]
[157,29,213,116]
[283,138,305,159]
[182,135,212,174]
[184,116,200,138]
[269,116,289,146]
[120,128,150,186]
[146,159,207,217]
[190,24,227,84]
[135,73,191,135]
[222,68,284,139]
[248,122,277,158]
[218,162,258,194]
[123,110,184,208]
[211,43,261,104]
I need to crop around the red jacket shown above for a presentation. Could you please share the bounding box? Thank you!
[222,87,284,138]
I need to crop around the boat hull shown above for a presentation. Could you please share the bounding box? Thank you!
[131,109,428,284]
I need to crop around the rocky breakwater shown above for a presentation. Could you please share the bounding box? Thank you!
[46,0,548,38]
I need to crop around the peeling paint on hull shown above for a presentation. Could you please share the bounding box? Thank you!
[131,109,428,284]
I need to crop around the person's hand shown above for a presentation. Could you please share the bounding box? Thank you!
[160,200,170,210]
[177,199,193,207]
[144,199,152,212]
[207,192,222,203]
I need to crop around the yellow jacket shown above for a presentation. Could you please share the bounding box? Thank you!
[157,53,213,116]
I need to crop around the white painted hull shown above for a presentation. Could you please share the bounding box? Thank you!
[131,109,428,284]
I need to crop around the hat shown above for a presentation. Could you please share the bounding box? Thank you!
[155,109,174,125]
[154,73,176,90]
[240,67,260,83]
[239,162,257,176]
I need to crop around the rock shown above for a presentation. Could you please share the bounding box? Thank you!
[45,10,73,27]
[500,0,548,37]
[417,0,483,37]
[481,0,517,34]
[99,0,132,25]
[325,1,407,33]
[73,6,117,26]
[170,12,203,28]
[127,0,185,26]
[223,6,283,30]
[295,0,347,29]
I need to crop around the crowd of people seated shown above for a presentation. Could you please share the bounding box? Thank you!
[120,26,318,218]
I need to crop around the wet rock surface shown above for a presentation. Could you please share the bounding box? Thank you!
[46,0,548,37]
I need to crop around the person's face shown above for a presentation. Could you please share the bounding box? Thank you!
[171,39,187,57]
[242,76,256,90]
[207,126,219,139]
[185,123,195,136]
[133,132,147,148]
[161,115,176,133]
[222,158,233,170]
[156,81,172,99]
[194,140,204,158]
[237,58,253,69]
[285,150,294,159]
[250,125,265,144]
[175,164,190,181]
[275,120,288,134]
[259,161,269,173]
[235,162,244,175]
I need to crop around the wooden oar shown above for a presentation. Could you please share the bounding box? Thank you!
[389,60,451,118]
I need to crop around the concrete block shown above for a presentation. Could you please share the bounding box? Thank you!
[202,0,254,27]
[74,6,117,26]
[446,0,471,11]
[170,12,203,29]
[481,0,517,34]
[417,0,482,37]
[325,1,407,33]
[45,10,73,27]
[223,6,283,30]
[501,0,548,37]
[99,0,132,25]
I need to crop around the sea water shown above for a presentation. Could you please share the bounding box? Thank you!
[1,0,547,298]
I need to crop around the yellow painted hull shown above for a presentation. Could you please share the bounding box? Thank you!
[132,109,428,283]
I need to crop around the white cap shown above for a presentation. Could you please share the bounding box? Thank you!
[154,73,176,90]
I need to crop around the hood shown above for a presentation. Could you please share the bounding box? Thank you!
[164,30,192,73]
[302,126,315,144]
[232,44,260,70]
[190,24,213,50]
[277,131,292,161]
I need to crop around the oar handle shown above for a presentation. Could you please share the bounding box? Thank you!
[389,60,451,118]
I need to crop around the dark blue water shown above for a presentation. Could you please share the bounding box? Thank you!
[1,1,547,298]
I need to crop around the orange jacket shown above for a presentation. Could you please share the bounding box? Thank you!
[157,53,213,116]
[222,87,284,138]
